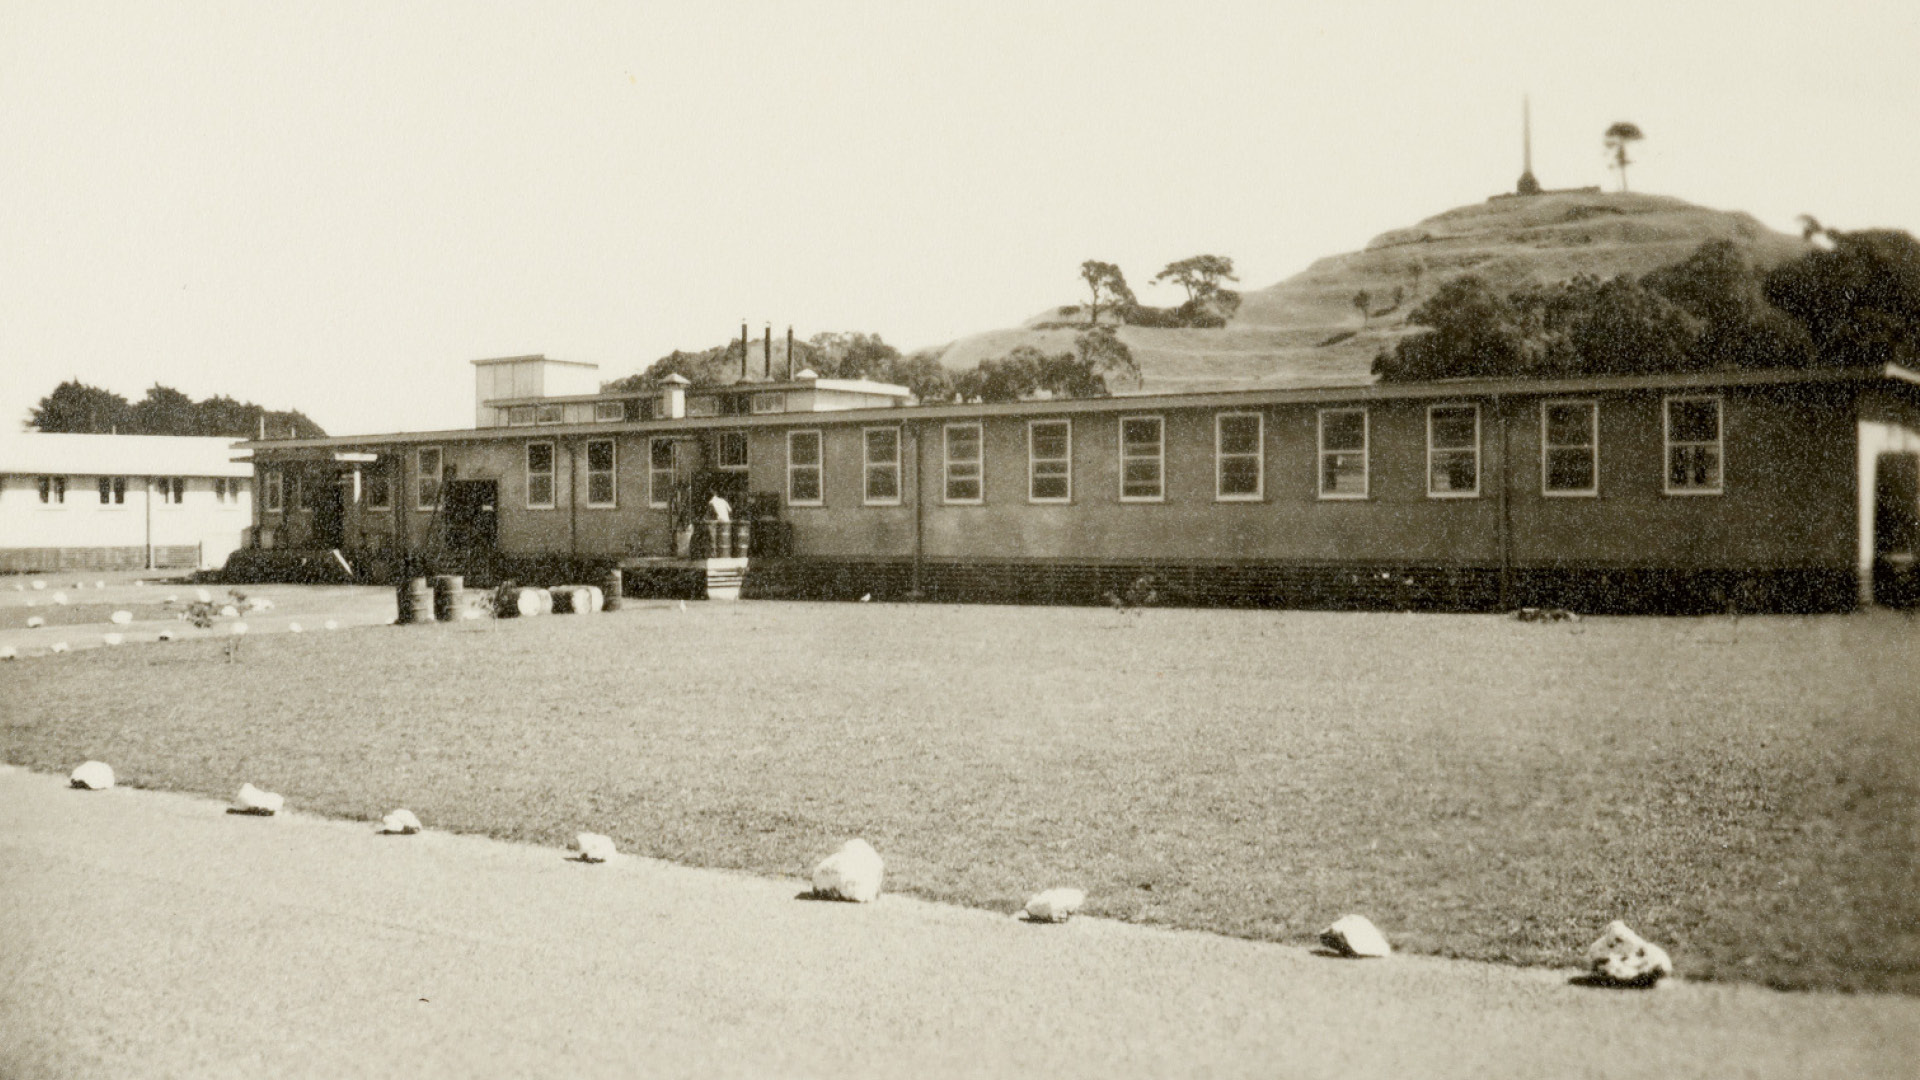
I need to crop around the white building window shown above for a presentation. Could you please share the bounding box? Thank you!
[98,477,126,506]
[752,392,787,414]
[526,441,556,509]
[1665,395,1723,495]
[37,476,67,505]
[1427,404,1481,498]
[1216,412,1263,501]
[944,423,983,504]
[788,430,823,506]
[263,470,283,513]
[158,477,185,505]
[1119,416,1163,502]
[586,439,617,508]
[594,401,626,423]
[293,473,313,511]
[1318,408,1368,499]
[363,471,391,511]
[649,438,674,509]
[863,426,901,506]
[1542,400,1599,496]
[1029,420,1071,503]
[416,448,442,510]
[508,405,537,426]
[535,404,563,425]
[716,431,749,472]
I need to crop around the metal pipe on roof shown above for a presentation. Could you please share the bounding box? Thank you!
[786,326,794,380]
[764,324,772,379]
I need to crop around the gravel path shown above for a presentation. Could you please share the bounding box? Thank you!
[1,767,1914,1079]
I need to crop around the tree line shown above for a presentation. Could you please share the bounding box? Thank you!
[1074,254,1240,329]
[1374,225,1920,382]
[25,381,327,438]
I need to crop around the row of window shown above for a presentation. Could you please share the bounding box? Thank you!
[31,476,244,507]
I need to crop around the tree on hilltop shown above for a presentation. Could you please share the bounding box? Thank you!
[1604,122,1644,193]
[1152,255,1238,304]
[1079,260,1135,327]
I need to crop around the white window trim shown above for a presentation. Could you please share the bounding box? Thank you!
[1318,407,1370,501]
[585,438,617,509]
[716,430,750,472]
[416,448,442,511]
[1027,419,1072,504]
[648,437,674,509]
[863,425,903,507]
[526,440,557,510]
[1664,394,1725,496]
[1540,399,1600,498]
[1426,403,1482,499]
[1118,415,1165,503]
[752,392,787,415]
[594,401,625,423]
[787,429,824,507]
[37,475,69,509]
[263,469,283,513]
[943,422,984,506]
[1215,411,1264,502]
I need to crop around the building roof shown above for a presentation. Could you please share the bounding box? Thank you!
[0,433,253,477]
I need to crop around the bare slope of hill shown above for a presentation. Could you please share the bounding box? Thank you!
[926,192,1810,393]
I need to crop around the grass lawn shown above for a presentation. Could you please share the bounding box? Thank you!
[3,600,1916,993]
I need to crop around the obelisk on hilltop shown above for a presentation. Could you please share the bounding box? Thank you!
[1515,96,1542,196]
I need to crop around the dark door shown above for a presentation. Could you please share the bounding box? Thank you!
[313,475,346,548]
[444,480,499,551]
[1874,452,1919,606]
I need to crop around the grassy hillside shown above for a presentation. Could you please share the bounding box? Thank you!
[929,192,1810,393]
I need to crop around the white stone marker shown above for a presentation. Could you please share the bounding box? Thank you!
[234,783,285,815]
[195,588,213,603]
[1320,914,1393,958]
[575,832,617,862]
[25,616,44,629]
[811,839,885,902]
[70,761,115,790]
[323,620,340,631]
[230,621,249,636]
[288,622,303,633]
[1024,888,1087,923]
[0,645,16,661]
[49,642,69,654]
[31,580,46,590]
[219,605,240,618]
[52,592,68,605]
[110,610,133,626]
[102,633,124,646]
[381,809,423,835]
[1586,921,1673,987]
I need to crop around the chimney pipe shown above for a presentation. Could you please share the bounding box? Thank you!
[740,321,748,380]
[786,326,794,379]
[764,324,772,379]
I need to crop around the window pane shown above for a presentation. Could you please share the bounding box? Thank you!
[719,432,748,468]
[528,476,553,505]
[1123,460,1162,496]
[1032,475,1069,501]
[527,443,553,472]
[948,426,980,461]
[587,441,614,472]
[1322,411,1365,451]
[866,428,898,462]
[1670,446,1721,488]
[587,474,614,505]
[1431,451,1477,493]
[651,440,674,469]
[1546,448,1594,491]
[791,468,821,503]
[1546,403,1593,446]
[1121,418,1161,450]
[1323,454,1366,494]
[790,432,820,466]
[1219,415,1260,455]
[1220,456,1260,496]
[867,467,898,502]
[946,475,981,501]
[1669,400,1719,443]
[1430,407,1476,449]
[1032,422,1069,459]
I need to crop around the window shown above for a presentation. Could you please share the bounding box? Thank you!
[586,439,616,507]
[264,470,283,513]
[649,438,674,509]
[686,395,719,418]
[213,478,229,503]
[416,448,442,510]
[788,430,823,506]
[1665,395,1723,494]
[98,477,126,505]
[1216,412,1263,500]
[363,471,391,511]
[508,405,537,426]
[944,423,983,504]
[526,442,556,509]
[535,404,563,425]
[293,473,313,511]
[37,476,67,505]
[1028,420,1071,503]
[752,392,787,414]
[594,401,626,423]
[716,431,748,472]
[1542,401,1598,496]
[863,426,901,505]
[1427,404,1480,498]
[1119,416,1163,502]
[1318,408,1368,499]
[158,477,184,505]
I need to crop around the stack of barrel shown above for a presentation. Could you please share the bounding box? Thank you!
[395,575,464,624]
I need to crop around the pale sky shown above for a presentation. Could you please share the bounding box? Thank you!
[4,1,1915,436]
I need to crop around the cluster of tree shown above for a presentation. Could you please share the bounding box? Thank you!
[608,324,1140,406]
[26,381,326,438]
[1072,255,1241,329]
[1373,226,1920,382]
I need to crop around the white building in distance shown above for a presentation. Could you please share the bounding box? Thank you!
[0,434,252,573]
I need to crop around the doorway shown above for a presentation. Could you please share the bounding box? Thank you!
[443,480,499,552]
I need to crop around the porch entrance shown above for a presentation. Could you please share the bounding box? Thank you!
[443,480,499,552]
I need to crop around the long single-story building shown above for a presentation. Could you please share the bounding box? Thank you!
[236,354,1920,611]
[0,433,254,573]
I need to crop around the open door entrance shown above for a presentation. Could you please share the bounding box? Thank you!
[1873,452,1918,606]
[443,480,499,552]
[312,475,346,549]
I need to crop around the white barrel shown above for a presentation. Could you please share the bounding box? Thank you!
[515,587,552,617]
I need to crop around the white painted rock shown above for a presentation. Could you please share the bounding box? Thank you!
[0,646,15,660]
[110,610,133,626]
[25,598,37,607]
[381,809,423,835]
[219,605,240,618]
[52,592,68,605]
[323,620,339,631]
[575,832,617,862]
[234,783,284,815]
[288,622,303,633]
[26,616,44,629]
[230,621,249,635]
[70,761,115,790]
[195,588,213,603]
[49,642,69,653]
[94,581,105,589]
[811,839,885,902]
[102,633,124,646]
[31,580,46,590]
[157,630,177,642]
[1586,921,1673,987]
[166,594,180,603]
[134,580,146,587]
[1321,914,1392,958]
[1024,887,1087,923]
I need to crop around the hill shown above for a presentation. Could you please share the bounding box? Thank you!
[924,192,1811,393]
